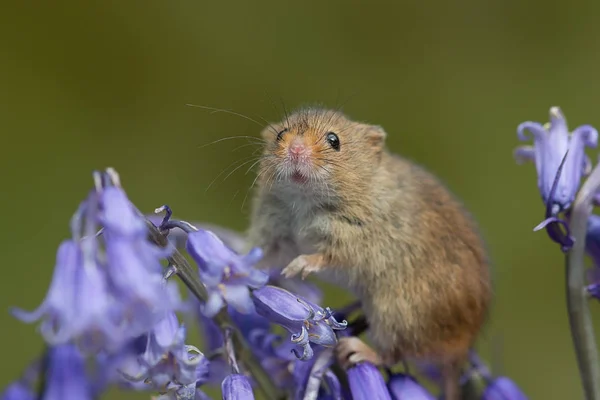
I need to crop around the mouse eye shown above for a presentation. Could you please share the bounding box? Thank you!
[276,128,288,141]
[326,132,340,151]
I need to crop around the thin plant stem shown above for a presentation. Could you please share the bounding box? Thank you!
[145,219,284,400]
[567,162,600,400]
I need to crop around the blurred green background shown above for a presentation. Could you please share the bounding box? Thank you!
[2,0,600,398]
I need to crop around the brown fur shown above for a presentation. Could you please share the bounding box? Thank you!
[246,107,492,395]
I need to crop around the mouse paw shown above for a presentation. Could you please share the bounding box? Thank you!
[335,337,383,370]
[281,253,323,280]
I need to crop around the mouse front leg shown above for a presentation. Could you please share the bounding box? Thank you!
[335,336,385,369]
[280,253,325,280]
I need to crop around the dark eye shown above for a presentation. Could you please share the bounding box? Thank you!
[326,132,340,151]
[277,128,288,141]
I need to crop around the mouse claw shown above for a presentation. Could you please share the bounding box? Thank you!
[335,336,383,370]
[281,254,322,280]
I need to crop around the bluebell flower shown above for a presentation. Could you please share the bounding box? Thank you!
[117,311,210,399]
[481,377,528,400]
[13,183,181,351]
[346,362,392,400]
[291,348,341,400]
[251,285,347,360]
[0,381,35,400]
[42,344,93,400]
[12,238,123,349]
[515,106,597,210]
[586,215,600,267]
[387,373,435,400]
[186,229,268,317]
[222,374,255,400]
[585,215,600,298]
[99,188,181,337]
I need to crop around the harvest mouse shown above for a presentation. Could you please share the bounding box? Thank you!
[246,107,492,399]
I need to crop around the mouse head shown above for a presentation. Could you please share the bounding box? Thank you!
[257,107,387,195]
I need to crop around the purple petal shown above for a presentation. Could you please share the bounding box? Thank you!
[387,373,435,400]
[197,311,223,351]
[513,146,535,164]
[43,345,92,400]
[228,306,270,339]
[222,285,255,314]
[154,312,181,349]
[1,381,35,400]
[12,240,79,325]
[586,215,600,267]
[517,121,547,142]
[481,377,528,400]
[305,321,337,347]
[347,363,392,400]
[203,291,225,318]
[322,370,343,399]
[252,286,310,328]
[98,187,146,238]
[221,374,255,400]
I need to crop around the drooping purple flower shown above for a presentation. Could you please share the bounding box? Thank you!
[252,285,347,360]
[515,106,597,210]
[387,373,435,400]
[585,215,600,298]
[586,215,600,267]
[346,362,392,400]
[99,186,181,332]
[515,107,597,251]
[0,381,35,400]
[117,311,210,399]
[481,377,528,400]
[186,229,268,317]
[12,238,124,350]
[291,348,341,400]
[13,183,182,351]
[42,344,93,400]
[221,374,255,400]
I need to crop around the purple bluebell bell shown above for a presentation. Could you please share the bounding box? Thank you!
[515,106,597,210]
[42,344,93,400]
[586,215,600,300]
[0,381,35,400]
[12,238,123,350]
[13,182,181,351]
[481,377,528,400]
[117,311,210,399]
[99,186,181,335]
[387,373,435,400]
[586,215,600,268]
[186,229,269,317]
[291,348,343,400]
[222,374,255,400]
[347,362,392,400]
[251,285,347,360]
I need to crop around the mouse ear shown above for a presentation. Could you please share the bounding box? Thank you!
[260,123,284,141]
[361,124,387,147]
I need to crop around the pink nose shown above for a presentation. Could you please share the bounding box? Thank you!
[289,142,306,157]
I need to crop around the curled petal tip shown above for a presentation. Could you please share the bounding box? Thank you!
[513,146,535,164]
[516,122,546,142]
[573,124,599,148]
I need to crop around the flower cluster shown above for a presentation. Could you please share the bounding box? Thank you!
[514,107,600,294]
[3,166,532,399]
[514,106,598,251]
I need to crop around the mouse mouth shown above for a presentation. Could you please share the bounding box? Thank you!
[291,171,308,184]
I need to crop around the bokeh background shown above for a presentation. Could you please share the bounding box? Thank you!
[3,1,600,398]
